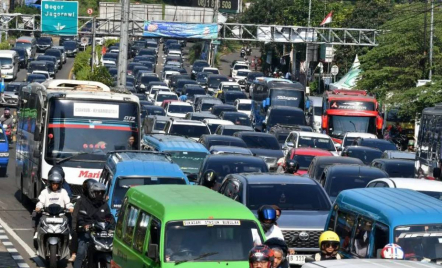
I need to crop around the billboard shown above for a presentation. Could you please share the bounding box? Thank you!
[143,21,218,39]
[166,0,239,13]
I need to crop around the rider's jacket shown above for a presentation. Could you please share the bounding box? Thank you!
[36,188,73,210]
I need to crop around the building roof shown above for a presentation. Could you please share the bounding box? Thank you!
[127,185,258,221]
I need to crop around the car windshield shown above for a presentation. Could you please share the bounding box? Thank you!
[223,128,253,136]
[165,220,263,262]
[223,114,251,126]
[225,93,246,103]
[170,124,209,139]
[146,107,165,116]
[15,42,31,49]
[270,89,304,108]
[134,41,145,48]
[241,135,280,150]
[328,175,378,199]
[268,110,305,126]
[223,85,241,91]
[0,58,12,66]
[185,88,205,97]
[329,116,377,139]
[46,51,59,57]
[5,84,20,92]
[395,224,442,261]
[150,88,169,95]
[292,155,316,170]
[27,75,45,82]
[12,49,25,56]
[347,149,382,164]
[207,159,268,180]
[157,94,178,102]
[112,176,186,208]
[168,105,193,114]
[205,69,219,74]
[208,77,228,87]
[153,120,167,131]
[298,136,335,151]
[234,65,248,70]
[343,137,357,148]
[197,74,208,82]
[247,184,331,211]
[237,71,249,76]
[103,54,118,60]
[384,161,415,178]
[276,133,289,144]
[313,106,323,116]
[45,100,139,167]
[166,151,207,174]
[201,103,217,111]
[361,140,397,152]
[38,37,51,44]
[238,103,251,110]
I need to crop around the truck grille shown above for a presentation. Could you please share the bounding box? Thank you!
[282,230,322,248]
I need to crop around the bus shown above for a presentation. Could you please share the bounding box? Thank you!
[16,80,141,200]
[322,90,383,144]
[415,103,442,179]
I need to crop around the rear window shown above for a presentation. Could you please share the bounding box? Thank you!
[241,135,280,150]
[234,65,248,70]
[384,161,415,178]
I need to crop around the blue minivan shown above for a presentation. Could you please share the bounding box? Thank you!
[0,126,9,176]
[325,188,442,262]
[141,134,209,181]
[98,151,189,217]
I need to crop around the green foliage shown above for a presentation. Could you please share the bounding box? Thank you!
[0,41,10,50]
[104,38,119,48]
[13,5,40,14]
[73,47,92,79]
[188,42,203,64]
[89,66,113,86]
[357,3,442,116]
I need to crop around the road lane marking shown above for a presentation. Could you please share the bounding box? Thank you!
[0,217,45,267]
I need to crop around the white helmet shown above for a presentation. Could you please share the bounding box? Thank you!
[381,243,404,259]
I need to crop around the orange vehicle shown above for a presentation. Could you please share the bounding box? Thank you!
[322,90,383,144]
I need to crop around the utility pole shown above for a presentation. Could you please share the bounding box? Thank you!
[117,0,130,88]
[429,0,434,80]
[91,16,96,72]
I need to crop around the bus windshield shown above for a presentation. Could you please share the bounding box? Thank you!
[15,42,31,50]
[45,99,139,164]
[166,151,207,174]
[329,115,377,139]
[270,89,304,108]
[395,224,442,261]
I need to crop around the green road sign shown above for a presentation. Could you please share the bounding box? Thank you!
[212,40,221,45]
[41,1,78,35]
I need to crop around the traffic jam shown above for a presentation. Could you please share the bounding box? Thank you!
[1,34,441,268]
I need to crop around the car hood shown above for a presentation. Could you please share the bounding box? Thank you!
[253,210,329,229]
[248,148,283,158]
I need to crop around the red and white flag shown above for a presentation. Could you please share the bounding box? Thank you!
[320,11,333,26]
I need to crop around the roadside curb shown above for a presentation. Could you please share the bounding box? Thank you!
[0,224,29,268]
[68,66,74,79]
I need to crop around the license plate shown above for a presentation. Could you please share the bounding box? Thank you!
[288,255,311,265]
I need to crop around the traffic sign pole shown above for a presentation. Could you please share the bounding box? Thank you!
[41,1,78,35]
[91,16,96,72]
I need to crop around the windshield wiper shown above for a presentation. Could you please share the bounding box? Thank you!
[175,252,218,265]
[55,151,104,164]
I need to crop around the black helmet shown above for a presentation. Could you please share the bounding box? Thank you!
[257,205,277,223]
[89,182,106,201]
[286,160,299,174]
[48,165,65,180]
[82,179,96,197]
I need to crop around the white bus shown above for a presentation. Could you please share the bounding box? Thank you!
[16,80,141,200]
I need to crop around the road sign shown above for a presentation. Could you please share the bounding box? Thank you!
[41,1,78,35]
[212,40,221,45]
[81,37,89,45]
[331,65,339,76]
[87,8,93,15]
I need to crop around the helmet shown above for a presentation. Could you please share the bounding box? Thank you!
[318,231,340,248]
[89,182,106,201]
[83,179,96,197]
[408,139,415,146]
[47,171,63,189]
[248,245,274,268]
[257,205,277,223]
[48,165,65,180]
[381,244,404,259]
[286,160,299,174]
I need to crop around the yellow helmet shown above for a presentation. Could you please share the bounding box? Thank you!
[318,231,340,248]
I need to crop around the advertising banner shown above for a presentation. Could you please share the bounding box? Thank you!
[143,21,218,39]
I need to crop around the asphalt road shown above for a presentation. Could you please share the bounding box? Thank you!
[0,41,255,268]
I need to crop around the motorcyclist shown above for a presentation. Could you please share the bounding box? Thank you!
[73,182,114,268]
[33,166,74,240]
[264,238,289,268]
[0,108,14,125]
[249,245,274,268]
[406,140,415,152]
[314,231,341,261]
[285,160,299,174]
[258,205,284,241]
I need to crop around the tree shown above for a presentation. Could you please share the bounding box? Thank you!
[357,3,442,116]
[89,66,114,86]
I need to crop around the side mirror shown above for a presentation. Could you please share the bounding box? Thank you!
[186,173,197,182]
[286,141,294,148]
[147,244,159,262]
[203,169,217,188]
[433,167,441,179]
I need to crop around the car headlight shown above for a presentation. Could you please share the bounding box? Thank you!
[0,152,9,157]
[261,156,277,165]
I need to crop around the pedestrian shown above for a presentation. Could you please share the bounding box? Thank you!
[406,140,415,152]
[126,136,136,150]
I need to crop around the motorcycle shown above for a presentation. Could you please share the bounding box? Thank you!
[240,49,245,58]
[3,123,12,143]
[391,133,408,151]
[81,218,115,268]
[246,47,251,56]
[35,205,70,268]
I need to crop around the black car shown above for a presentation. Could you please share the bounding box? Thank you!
[175,79,198,96]
[63,41,78,57]
[214,125,255,136]
[207,75,229,95]
[245,71,264,92]
[341,146,383,165]
[196,72,209,87]
[198,134,248,150]
[142,105,166,118]
[182,85,206,102]
[211,104,237,117]
[197,98,224,112]
[36,55,58,71]
[184,112,218,121]
[193,95,214,110]
[307,156,364,181]
[36,36,53,52]
[261,106,307,132]
[142,115,170,134]
[59,35,77,46]
[108,68,118,77]
[233,131,283,171]
[370,159,415,178]
[218,91,248,105]
[10,48,27,68]
[169,74,190,91]
[220,112,252,127]
[352,138,397,152]
[196,154,269,190]
[191,60,210,80]
[319,165,389,202]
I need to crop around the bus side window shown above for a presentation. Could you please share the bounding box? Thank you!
[133,212,150,253]
[123,205,140,246]
[352,218,373,258]
[115,197,128,239]
[335,211,356,253]
[147,218,161,259]
[372,223,389,258]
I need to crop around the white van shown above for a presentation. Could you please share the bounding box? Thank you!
[15,36,37,60]
[307,96,323,132]
[0,50,19,80]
